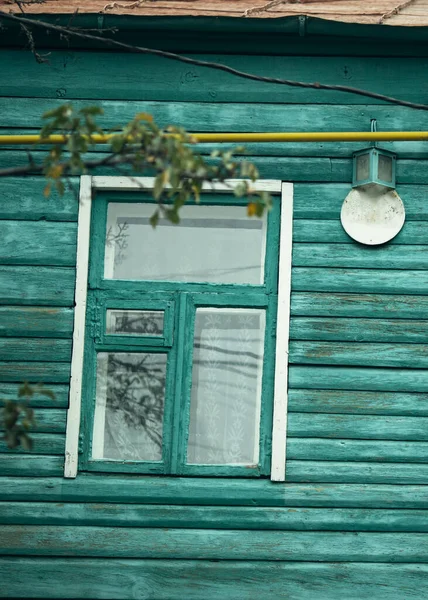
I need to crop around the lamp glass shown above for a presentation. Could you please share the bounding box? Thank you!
[356,152,370,181]
[377,153,393,184]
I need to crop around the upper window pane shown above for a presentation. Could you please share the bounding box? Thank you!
[104,203,267,284]
[106,309,164,337]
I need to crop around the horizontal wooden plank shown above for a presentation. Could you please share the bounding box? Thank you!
[0,456,63,477]
[288,389,428,416]
[0,177,78,222]
[292,268,428,295]
[3,526,428,562]
[0,338,71,362]
[289,366,428,393]
[291,292,428,319]
[288,438,428,462]
[6,99,428,159]
[286,460,428,484]
[2,150,428,184]
[289,340,428,368]
[1,502,427,532]
[0,434,64,455]
[0,361,71,383]
[0,266,75,306]
[293,220,428,244]
[0,150,351,182]
[288,413,428,441]
[293,243,428,269]
[0,384,69,408]
[1,475,427,507]
[294,184,428,220]
[289,341,428,368]
[1,558,428,600]
[0,221,76,266]
[0,307,74,338]
[5,98,428,136]
[3,51,428,106]
[290,317,428,343]
[0,409,66,434]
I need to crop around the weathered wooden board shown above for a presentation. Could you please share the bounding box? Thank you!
[291,292,428,319]
[289,366,428,393]
[5,99,428,158]
[0,150,351,181]
[0,266,75,306]
[293,220,428,244]
[294,184,428,220]
[0,178,78,222]
[0,409,66,434]
[2,476,427,507]
[293,243,428,269]
[0,456,63,477]
[0,434,64,455]
[288,389,428,416]
[2,50,428,106]
[290,317,428,343]
[0,221,77,266]
[289,341,428,368]
[0,338,71,362]
[288,413,428,441]
[0,384,69,408]
[288,438,428,462]
[2,150,428,184]
[3,526,428,561]
[1,502,427,531]
[4,98,428,134]
[0,307,74,338]
[286,460,428,484]
[1,558,428,600]
[1,457,416,483]
[0,361,71,383]
[292,268,428,295]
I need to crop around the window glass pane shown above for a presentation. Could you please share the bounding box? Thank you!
[92,352,167,462]
[187,308,265,466]
[105,203,266,284]
[106,309,164,337]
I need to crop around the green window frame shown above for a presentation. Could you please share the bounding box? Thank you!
[66,177,291,481]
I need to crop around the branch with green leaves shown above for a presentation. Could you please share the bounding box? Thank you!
[4,103,272,221]
[2,383,54,450]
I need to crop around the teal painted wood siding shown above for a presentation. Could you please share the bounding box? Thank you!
[1,27,428,599]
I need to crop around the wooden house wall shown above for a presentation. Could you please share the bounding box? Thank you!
[1,39,428,598]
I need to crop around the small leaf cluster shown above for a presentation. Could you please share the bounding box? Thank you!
[2,383,55,451]
[40,104,272,222]
[41,104,104,197]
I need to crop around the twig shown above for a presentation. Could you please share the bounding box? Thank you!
[244,0,284,18]
[379,0,416,24]
[20,22,50,63]
[1,11,428,111]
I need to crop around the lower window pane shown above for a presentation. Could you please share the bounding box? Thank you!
[187,308,265,466]
[92,352,167,462]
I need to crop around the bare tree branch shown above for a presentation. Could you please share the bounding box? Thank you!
[1,10,428,111]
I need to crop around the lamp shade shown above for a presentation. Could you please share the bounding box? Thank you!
[352,147,396,190]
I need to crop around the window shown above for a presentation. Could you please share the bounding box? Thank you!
[65,177,292,481]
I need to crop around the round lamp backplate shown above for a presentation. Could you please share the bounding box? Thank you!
[340,187,405,245]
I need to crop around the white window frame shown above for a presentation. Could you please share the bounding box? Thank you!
[64,176,293,482]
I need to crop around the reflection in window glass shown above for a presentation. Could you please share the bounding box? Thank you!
[187,308,265,466]
[92,352,167,462]
[104,203,266,284]
[106,310,164,336]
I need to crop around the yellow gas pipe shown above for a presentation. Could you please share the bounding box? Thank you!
[1,132,428,145]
